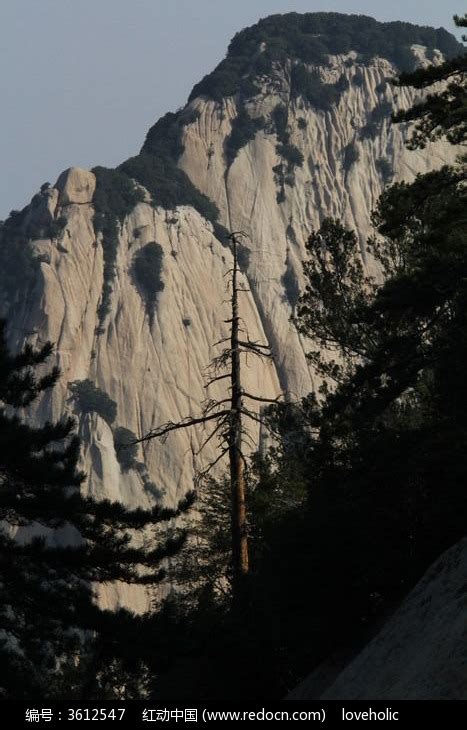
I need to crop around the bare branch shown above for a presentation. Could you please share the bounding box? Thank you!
[195,415,230,455]
[195,447,230,482]
[135,410,230,445]
[210,351,232,372]
[203,398,232,415]
[239,409,265,426]
[204,373,230,388]
[239,408,278,436]
[239,347,273,359]
[240,428,257,449]
[212,336,231,348]
[239,339,271,351]
[228,231,250,241]
[242,391,284,405]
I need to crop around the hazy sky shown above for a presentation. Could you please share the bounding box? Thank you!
[0,0,464,218]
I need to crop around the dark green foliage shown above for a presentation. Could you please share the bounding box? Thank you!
[120,108,220,230]
[360,100,393,139]
[297,117,307,130]
[116,16,467,700]
[342,142,359,171]
[393,50,467,147]
[113,427,138,471]
[92,167,144,234]
[272,104,289,144]
[143,111,186,159]
[0,209,40,306]
[266,166,467,676]
[391,44,417,73]
[68,379,117,425]
[92,167,145,326]
[281,256,300,309]
[213,221,230,243]
[271,104,303,197]
[352,70,365,86]
[0,324,60,409]
[0,321,194,698]
[240,78,260,100]
[48,215,67,239]
[189,58,244,102]
[90,108,224,328]
[225,108,265,164]
[121,153,219,226]
[295,218,369,378]
[335,74,350,92]
[276,143,304,169]
[275,187,286,204]
[272,163,285,203]
[236,242,251,272]
[0,186,70,308]
[132,242,165,318]
[291,65,343,110]
[376,157,393,183]
[188,13,463,104]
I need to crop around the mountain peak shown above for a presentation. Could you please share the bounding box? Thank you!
[188,12,463,103]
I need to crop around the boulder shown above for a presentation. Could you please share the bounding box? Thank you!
[55,166,96,205]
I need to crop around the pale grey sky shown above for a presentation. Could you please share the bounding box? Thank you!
[0,0,464,218]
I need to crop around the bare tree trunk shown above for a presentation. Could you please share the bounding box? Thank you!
[229,235,249,597]
[135,231,281,603]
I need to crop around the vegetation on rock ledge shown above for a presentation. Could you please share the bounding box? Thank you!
[188,12,463,103]
[132,242,165,319]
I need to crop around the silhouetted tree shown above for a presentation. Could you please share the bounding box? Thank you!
[0,320,193,698]
[136,233,283,602]
[393,13,466,146]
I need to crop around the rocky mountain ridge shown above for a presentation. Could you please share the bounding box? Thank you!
[0,13,463,610]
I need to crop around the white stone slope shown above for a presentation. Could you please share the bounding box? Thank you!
[179,49,458,396]
[289,537,467,700]
[7,167,281,610]
[9,168,280,506]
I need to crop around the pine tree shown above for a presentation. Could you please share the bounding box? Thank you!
[0,319,193,698]
[242,14,467,685]
[392,13,466,146]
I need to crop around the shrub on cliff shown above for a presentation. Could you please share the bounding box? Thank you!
[132,242,165,318]
[225,109,265,164]
[114,426,139,471]
[68,379,117,425]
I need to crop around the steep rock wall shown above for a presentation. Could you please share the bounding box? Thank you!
[7,169,280,512]
[1,39,461,611]
[179,50,458,395]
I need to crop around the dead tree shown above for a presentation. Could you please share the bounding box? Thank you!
[136,232,282,599]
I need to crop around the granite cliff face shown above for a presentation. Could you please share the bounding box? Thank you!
[178,50,458,396]
[0,14,462,609]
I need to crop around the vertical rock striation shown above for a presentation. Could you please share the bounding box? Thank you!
[0,14,463,609]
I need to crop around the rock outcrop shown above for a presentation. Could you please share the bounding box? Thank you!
[1,14,463,610]
[56,167,96,206]
[178,52,458,395]
[288,538,467,700]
